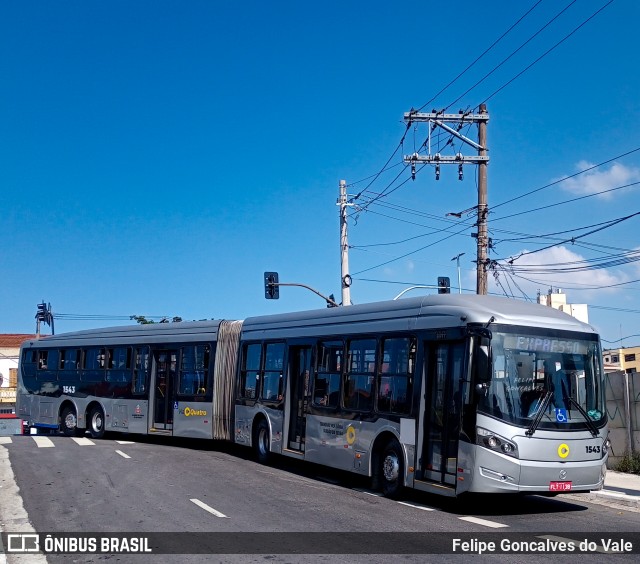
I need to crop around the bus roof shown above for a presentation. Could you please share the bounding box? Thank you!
[21,319,225,349]
[241,294,598,340]
[21,294,598,349]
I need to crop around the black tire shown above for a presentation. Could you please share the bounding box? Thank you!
[253,419,271,464]
[378,439,404,498]
[60,406,79,437]
[88,406,106,439]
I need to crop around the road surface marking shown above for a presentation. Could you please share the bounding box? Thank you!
[0,437,12,445]
[115,440,135,444]
[190,498,229,518]
[115,450,131,459]
[352,488,383,497]
[71,437,95,446]
[458,516,509,528]
[31,436,55,448]
[398,501,436,511]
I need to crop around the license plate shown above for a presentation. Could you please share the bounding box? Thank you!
[549,481,572,491]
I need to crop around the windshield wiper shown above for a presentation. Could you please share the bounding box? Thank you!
[526,391,552,437]
[567,396,599,437]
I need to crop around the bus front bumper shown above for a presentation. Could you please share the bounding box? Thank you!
[470,448,607,494]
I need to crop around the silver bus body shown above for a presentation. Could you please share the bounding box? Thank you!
[17,295,608,496]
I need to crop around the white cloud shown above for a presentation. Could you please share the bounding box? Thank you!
[555,161,640,200]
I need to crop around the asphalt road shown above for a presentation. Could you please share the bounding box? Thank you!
[1,433,639,563]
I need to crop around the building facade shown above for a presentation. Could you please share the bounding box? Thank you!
[603,345,640,374]
[537,287,589,324]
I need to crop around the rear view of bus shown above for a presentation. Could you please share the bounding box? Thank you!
[467,324,608,494]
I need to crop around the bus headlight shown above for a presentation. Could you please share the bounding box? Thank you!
[476,427,519,459]
[602,438,611,457]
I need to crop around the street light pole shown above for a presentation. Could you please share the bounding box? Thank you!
[451,253,465,294]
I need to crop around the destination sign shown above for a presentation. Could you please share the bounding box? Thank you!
[503,335,588,355]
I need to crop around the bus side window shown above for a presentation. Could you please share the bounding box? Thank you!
[38,350,48,370]
[132,347,149,394]
[241,343,262,400]
[314,340,343,408]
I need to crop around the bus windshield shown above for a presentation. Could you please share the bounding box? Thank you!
[477,329,606,430]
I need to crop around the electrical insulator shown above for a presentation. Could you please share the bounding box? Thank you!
[435,164,440,181]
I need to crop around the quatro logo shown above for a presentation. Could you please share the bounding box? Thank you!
[557,443,570,459]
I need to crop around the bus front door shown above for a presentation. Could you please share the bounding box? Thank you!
[151,350,177,431]
[421,341,465,488]
[287,346,313,452]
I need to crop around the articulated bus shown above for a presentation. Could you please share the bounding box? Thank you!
[17,294,609,497]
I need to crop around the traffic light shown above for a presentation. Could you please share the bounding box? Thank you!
[36,302,48,322]
[437,277,450,294]
[264,272,280,299]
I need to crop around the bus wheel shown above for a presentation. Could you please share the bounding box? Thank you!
[253,419,270,464]
[88,406,105,439]
[379,440,404,498]
[60,406,78,437]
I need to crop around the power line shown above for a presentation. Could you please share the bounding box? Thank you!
[445,1,578,111]
[348,1,544,194]
[480,0,615,106]
[501,212,640,264]
[491,181,640,223]
[415,1,544,112]
[492,146,640,211]
[55,313,172,322]
[506,272,640,292]
[352,223,472,276]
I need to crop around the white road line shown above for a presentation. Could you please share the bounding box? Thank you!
[31,436,55,448]
[352,488,383,497]
[71,437,95,446]
[115,440,135,444]
[190,498,229,518]
[115,450,131,459]
[458,516,509,528]
[0,437,12,445]
[398,501,436,511]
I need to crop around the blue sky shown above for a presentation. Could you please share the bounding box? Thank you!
[1,0,639,346]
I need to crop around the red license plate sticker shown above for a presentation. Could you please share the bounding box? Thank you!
[549,481,572,491]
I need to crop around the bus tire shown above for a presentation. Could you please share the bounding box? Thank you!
[253,419,270,464]
[379,439,404,499]
[60,406,79,437]
[88,406,105,439]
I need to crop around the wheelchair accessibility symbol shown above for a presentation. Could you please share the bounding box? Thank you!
[555,408,568,423]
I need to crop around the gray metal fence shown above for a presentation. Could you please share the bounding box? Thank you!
[605,371,640,467]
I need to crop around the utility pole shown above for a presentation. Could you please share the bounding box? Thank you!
[403,106,490,295]
[338,180,352,306]
[476,103,489,295]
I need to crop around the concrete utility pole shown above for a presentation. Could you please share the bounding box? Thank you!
[403,106,490,295]
[338,180,352,306]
